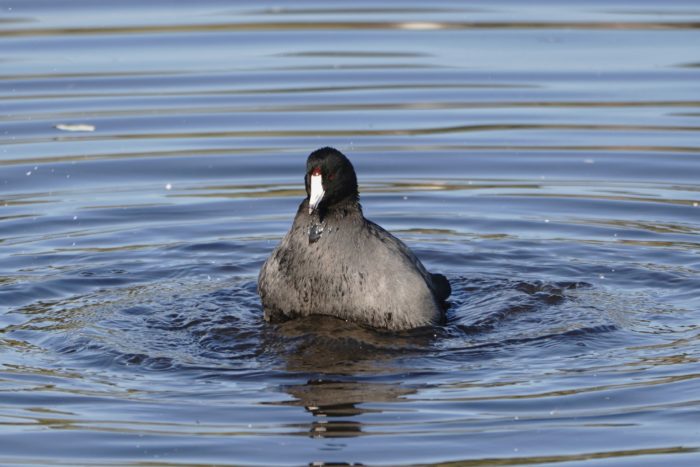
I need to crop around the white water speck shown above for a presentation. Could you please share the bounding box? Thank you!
[599,274,605,279]
[55,123,95,132]
[165,183,172,190]
[25,171,32,176]
[544,219,550,223]
[694,202,698,207]
[66,174,71,179]
[72,242,76,246]
[584,158,595,164]
[73,215,78,220]
[402,196,408,200]
[399,21,443,30]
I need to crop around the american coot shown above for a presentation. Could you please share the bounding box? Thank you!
[258,147,451,331]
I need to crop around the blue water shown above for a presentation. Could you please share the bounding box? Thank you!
[2,1,700,465]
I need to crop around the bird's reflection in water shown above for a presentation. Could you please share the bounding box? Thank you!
[283,379,416,438]
[264,315,429,438]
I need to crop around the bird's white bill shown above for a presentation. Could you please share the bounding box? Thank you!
[308,174,325,214]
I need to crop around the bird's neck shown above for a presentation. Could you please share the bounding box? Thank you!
[317,195,362,222]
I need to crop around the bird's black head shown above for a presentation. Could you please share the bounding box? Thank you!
[304,147,359,216]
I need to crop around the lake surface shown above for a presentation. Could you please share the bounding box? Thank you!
[2,1,700,465]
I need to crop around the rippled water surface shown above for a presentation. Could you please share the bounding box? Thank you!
[2,1,700,465]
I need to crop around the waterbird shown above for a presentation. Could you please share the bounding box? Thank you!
[258,147,450,331]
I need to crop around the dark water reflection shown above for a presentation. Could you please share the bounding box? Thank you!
[2,1,700,466]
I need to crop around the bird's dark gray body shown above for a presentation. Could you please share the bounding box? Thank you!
[257,147,450,331]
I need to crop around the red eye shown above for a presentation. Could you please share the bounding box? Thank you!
[311,167,321,176]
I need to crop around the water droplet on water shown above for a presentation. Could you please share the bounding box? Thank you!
[73,216,78,221]
[25,171,32,176]
[165,183,172,190]
[693,202,698,207]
